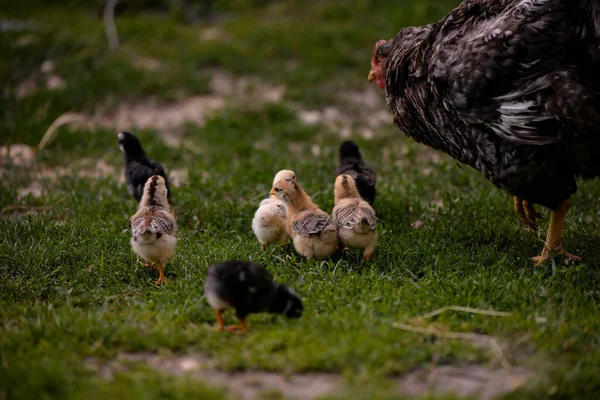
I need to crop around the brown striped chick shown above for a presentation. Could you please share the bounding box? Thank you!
[130,175,177,285]
[252,170,296,251]
[333,174,377,261]
[270,178,337,259]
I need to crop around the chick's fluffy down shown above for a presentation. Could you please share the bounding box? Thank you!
[252,198,290,246]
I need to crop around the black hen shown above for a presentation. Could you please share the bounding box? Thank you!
[369,0,600,264]
[117,131,171,204]
[337,141,377,205]
[204,260,303,333]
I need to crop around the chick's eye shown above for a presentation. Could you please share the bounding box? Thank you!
[275,187,282,192]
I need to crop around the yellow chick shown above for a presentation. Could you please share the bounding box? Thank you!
[270,178,337,259]
[252,170,296,251]
[333,174,377,261]
[130,175,177,285]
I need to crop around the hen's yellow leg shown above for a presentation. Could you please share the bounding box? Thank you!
[532,198,580,265]
[153,262,166,285]
[514,196,540,230]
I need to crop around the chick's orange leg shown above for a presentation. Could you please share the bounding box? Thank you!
[261,244,266,251]
[216,309,224,332]
[224,317,249,334]
[153,261,166,285]
[532,198,580,265]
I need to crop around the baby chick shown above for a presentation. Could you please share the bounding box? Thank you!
[118,131,172,204]
[204,260,303,333]
[252,170,296,251]
[130,175,177,285]
[333,174,377,261]
[270,178,337,259]
[337,140,376,205]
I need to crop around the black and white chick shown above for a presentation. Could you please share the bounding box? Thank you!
[130,175,177,285]
[251,169,296,251]
[204,260,303,334]
[337,140,376,205]
[117,131,172,204]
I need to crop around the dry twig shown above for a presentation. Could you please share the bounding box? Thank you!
[419,306,513,320]
[2,193,70,213]
[104,0,120,51]
[38,112,86,151]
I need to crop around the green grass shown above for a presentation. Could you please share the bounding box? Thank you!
[2,1,600,399]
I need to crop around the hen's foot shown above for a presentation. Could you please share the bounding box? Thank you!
[532,198,579,266]
[532,247,581,266]
[514,196,541,230]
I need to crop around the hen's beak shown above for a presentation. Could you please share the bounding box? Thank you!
[269,189,276,196]
[368,70,376,82]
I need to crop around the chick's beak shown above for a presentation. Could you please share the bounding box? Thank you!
[269,189,276,196]
[368,70,377,82]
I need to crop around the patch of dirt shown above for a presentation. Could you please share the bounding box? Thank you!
[85,96,226,136]
[169,168,189,187]
[297,86,392,139]
[0,144,36,166]
[15,59,66,98]
[85,353,341,400]
[209,70,285,103]
[86,353,534,400]
[133,56,162,72]
[75,71,285,148]
[397,365,534,400]
[198,27,230,42]
[17,181,43,199]
[34,158,118,181]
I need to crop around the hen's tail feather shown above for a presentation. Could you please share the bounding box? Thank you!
[583,0,600,40]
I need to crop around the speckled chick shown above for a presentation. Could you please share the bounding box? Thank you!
[333,174,377,261]
[270,178,337,259]
[252,170,296,251]
[130,175,177,285]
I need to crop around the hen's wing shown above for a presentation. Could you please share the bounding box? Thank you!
[131,210,175,237]
[292,213,335,237]
[429,0,598,145]
[334,205,376,230]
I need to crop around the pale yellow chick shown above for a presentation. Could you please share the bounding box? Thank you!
[270,178,337,259]
[252,170,296,251]
[130,175,177,285]
[333,174,377,261]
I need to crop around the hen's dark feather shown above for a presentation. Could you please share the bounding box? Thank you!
[381,0,600,209]
[337,141,377,204]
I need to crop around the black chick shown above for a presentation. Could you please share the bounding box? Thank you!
[337,141,376,205]
[117,131,171,204]
[204,260,303,333]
